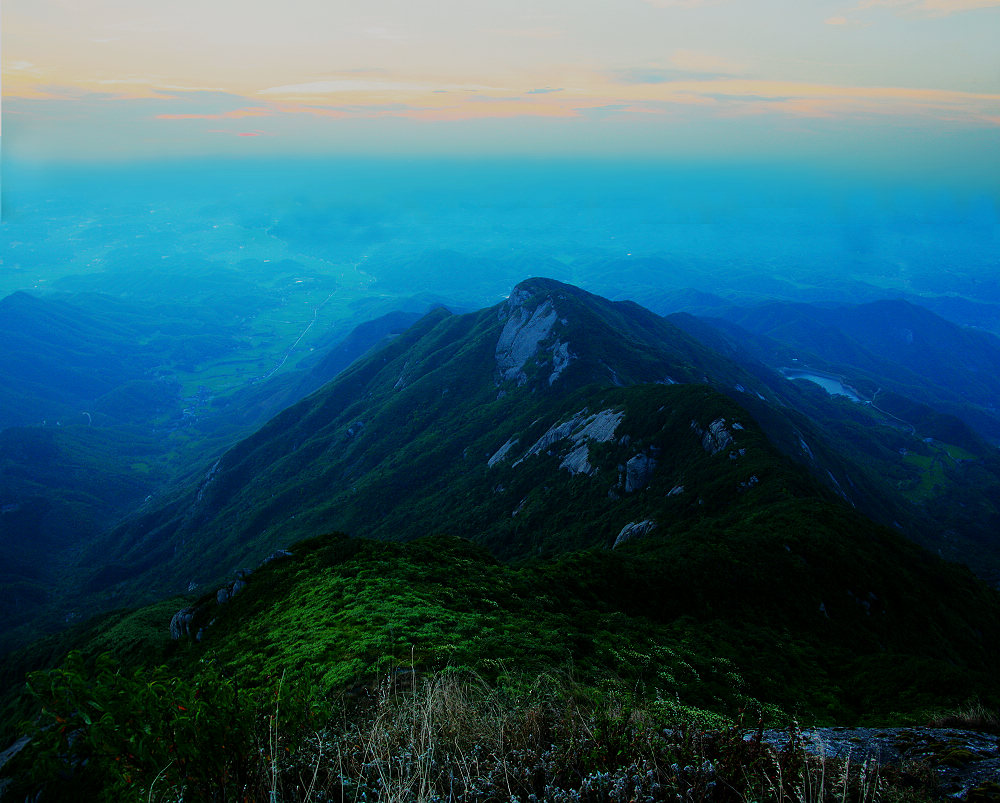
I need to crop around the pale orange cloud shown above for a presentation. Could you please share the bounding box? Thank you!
[156,107,273,120]
[856,0,1000,16]
[140,75,999,128]
[399,104,578,122]
[205,129,272,137]
[640,0,725,7]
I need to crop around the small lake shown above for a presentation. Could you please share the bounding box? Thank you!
[780,368,862,402]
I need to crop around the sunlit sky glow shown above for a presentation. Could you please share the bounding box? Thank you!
[2,0,999,178]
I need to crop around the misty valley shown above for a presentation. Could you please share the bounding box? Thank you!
[1,161,1000,801]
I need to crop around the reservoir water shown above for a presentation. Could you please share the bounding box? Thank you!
[780,368,862,402]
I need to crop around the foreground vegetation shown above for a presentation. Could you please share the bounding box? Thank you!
[10,663,955,803]
[3,526,1000,800]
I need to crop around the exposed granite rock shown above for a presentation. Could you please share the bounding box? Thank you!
[496,292,558,385]
[576,409,624,443]
[508,407,625,479]
[517,413,585,463]
[171,558,278,640]
[518,409,624,463]
[690,417,735,455]
[487,436,519,468]
[559,444,592,476]
[625,453,657,493]
[169,607,195,640]
[549,339,574,385]
[495,289,577,387]
[753,726,1000,800]
[0,735,30,796]
[613,519,657,548]
[217,573,249,605]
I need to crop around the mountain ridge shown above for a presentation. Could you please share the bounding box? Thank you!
[68,278,999,609]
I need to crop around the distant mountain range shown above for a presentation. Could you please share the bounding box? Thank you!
[707,298,1000,443]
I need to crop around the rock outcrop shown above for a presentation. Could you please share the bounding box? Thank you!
[613,519,657,548]
[487,436,519,468]
[753,726,1000,800]
[169,607,195,640]
[170,564,270,641]
[495,287,576,387]
[500,407,626,477]
[690,417,735,455]
[495,290,559,385]
[624,453,657,493]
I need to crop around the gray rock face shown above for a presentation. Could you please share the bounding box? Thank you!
[516,408,625,466]
[704,418,733,454]
[172,557,278,640]
[496,292,558,385]
[169,607,195,640]
[495,289,577,387]
[487,436,519,468]
[625,453,657,493]
[548,339,574,384]
[559,444,592,476]
[501,407,625,478]
[753,727,1000,800]
[690,417,735,455]
[216,573,249,605]
[613,519,657,548]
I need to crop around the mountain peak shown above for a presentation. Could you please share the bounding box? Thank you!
[496,279,577,387]
[508,276,576,296]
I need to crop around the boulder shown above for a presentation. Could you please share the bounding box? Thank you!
[625,453,656,493]
[169,607,195,640]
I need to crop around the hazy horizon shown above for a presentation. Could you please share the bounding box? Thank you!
[5,0,998,185]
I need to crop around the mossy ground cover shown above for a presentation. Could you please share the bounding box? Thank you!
[5,525,999,800]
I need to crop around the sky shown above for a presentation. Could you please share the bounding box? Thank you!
[2,0,999,210]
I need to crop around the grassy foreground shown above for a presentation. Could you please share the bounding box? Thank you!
[3,527,1000,800]
[5,660,962,802]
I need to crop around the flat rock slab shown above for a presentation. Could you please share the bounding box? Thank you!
[754,727,1000,799]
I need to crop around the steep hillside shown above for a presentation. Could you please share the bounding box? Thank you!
[670,305,1000,583]
[78,279,789,598]
[0,292,435,653]
[78,279,1000,611]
